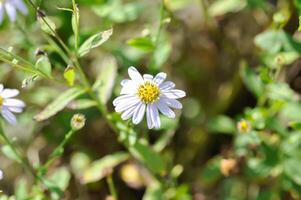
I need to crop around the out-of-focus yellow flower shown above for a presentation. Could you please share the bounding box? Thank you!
[120,163,144,189]
[237,119,251,133]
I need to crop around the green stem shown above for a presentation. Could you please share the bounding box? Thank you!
[149,0,165,71]
[0,122,40,183]
[44,129,77,169]
[26,0,71,56]
[72,0,79,51]
[106,174,118,200]
[0,55,46,77]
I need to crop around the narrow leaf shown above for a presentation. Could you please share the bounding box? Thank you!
[93,56,117,103]
[34,87,85,121]
[82,152,129,184]
[129,142,166,175]
[127,37,154,52]
[35,55,52,78]
[37,16,56,36]
[78,28,113,57]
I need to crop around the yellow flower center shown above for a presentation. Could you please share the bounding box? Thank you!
[137,81,160,104]
[0,96,3,108]
[237,119,251,133]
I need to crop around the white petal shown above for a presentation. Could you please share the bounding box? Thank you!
[11,0,28,15]
[160,81,175,91]
[146,104,153,129]
[143,74,153,81]
[0,84,3,93]
[162,89,186,99]
[0,89,19,98]
[0,170,3,180]
[120,81,137,95]
[5,3,17,22]
[128,67,144,84]
[151,104,161,129]
[156,101,175,118]
[113,94,135,106]
[160,97,182,109]
[132,103,146,124]
[0,4,5,24]
[3,98,25,107]
[121,103,139,120]
[147,104,160,129]
[115,97,140,113]
[8,106,23,113]
[121,79,131,86]
[153,72,167,85]
[1,108,17,125]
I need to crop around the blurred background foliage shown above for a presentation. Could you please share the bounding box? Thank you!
[2,0,301,199]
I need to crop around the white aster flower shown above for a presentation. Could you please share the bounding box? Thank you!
[113,67,186,129]
[0,84,25,125]
[0,0,28,24]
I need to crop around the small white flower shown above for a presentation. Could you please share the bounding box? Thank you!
[0,170,3,180]
[0,84,25,125]
[113,67,186,129]
[0,0,28,24]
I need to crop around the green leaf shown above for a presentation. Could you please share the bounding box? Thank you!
[45,167,71,200]
[93,56,117,103]
[70,152,91,178]
[37,16,56,36]
[1,145,21,163]
[129,142,166,175]
[72,0,80,49]
[15,178,28,200]
[240,64,264,98]
[22,74,39,88]
[35,55,52,78]
[254,31,283,54]
[92,0,142,23]
[208,115,236,134]
[200,156,222,186]
[209,0,247,17]
[266,83,294,101]
[34,87,85,121]
[294,0,301,15]
[78,28,113,57]
[280,102,301,121]
[68,99,97,110]
[289,121,301,130]
[254,30,301,54]
[284,158,301,185]
[127,37,155,52]
[63,66,75,86]
[143,183,164,200]
[82,152,129,184]
[150,35,172,70]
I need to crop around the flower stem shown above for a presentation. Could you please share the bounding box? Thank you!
[149,0,165,71]
[43,129,77,169]
[106,174,118,200]
[0,122,40,183]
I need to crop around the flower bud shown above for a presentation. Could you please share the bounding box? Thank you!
[71,114,86,130]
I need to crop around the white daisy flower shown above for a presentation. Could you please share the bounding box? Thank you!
[113,67,186,129]
[0,0,28,24]
[0,84,25,125]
